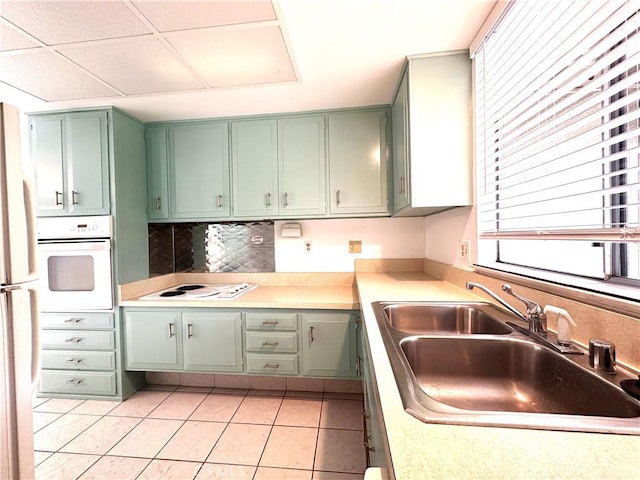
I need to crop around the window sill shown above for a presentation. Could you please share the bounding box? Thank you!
[473,264,640,318]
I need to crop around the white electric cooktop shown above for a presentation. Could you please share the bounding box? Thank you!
[140,283,256,300]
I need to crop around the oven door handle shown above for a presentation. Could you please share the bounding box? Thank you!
[37,239,111,251]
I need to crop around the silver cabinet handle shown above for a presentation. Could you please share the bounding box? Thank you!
[336,190,341,206]
[72,190,79,205]
[187,323,193,338]
[66,358,83,364]
[399,176,405,194]
[66,378,84,385]
[356,355,362,377]
[168,323,175,338]
[309,326,315,346]
[283,192,288,208]
[65,337,83,343]
[63,317,82,324]
[217,195,223,208]
[55,190,63,206]
[261,341,279,347]
[155,196,161,211]
[262,320,278,326]
[265,192,271,207]
[263,363,280,369]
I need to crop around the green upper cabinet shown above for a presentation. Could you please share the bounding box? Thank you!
[301,311,358,378]
[392,74,410,212]
[231,119,279,218]
[328,110,389,215]
[392,52,473,216]
[170,122,231,219]
[145,126,169,220]
[278,116,327,217]
[30,111,109,216]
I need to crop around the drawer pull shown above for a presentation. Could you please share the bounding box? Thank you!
[261,320,279,326]
[65,358,83,364]
[187,323,193,338]
[66,378,84,385]
[65,337,84,343]
[63,317,83,324]
[263,363,280,369]
[261,341,279,347]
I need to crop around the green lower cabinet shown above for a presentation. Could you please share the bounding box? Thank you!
[124,310,182,370]
[182,312,243,372]
[300,312,358,378]
[361,321,389,468]
[124,309,242,373]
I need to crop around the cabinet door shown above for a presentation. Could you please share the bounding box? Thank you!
[231,120,278,217]
[66,111,110,215]
[30,115,65,214]
[182,311,242,372]
[278,116,326,216]
[392,73,410,212]
[328,110,388,215]
[170,122,230,219]
[301,312,357,378]
[124,310,182,370]
[146,126,169,219]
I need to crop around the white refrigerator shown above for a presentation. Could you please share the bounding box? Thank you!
[0,103,39,479]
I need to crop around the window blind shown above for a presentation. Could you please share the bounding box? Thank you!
[475,0,640,242]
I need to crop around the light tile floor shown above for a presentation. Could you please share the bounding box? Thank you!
[32,386,367,480]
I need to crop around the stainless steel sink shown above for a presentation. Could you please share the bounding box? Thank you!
[401,336,640,418]
[380,302,512,334]
[372,301,640,435]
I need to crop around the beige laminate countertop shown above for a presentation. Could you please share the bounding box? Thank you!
[119,273,358,310]
[356,272,639,480]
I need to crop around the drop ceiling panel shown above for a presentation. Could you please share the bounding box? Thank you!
[0,51,117,101]
[0,1,151,45]
[59,39,204,95]
[169,26,296,88]
[0,22,39,51]
[132,0,276,32]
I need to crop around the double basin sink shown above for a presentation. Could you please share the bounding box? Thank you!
[372,301,640,434]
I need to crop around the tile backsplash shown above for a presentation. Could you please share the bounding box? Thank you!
[149,221,275,276]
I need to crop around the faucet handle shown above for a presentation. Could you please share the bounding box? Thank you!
[501,284,543,315]
[501,284,547,334]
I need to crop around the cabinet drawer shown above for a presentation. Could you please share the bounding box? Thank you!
[41,330,115,350]
[245,332,298,353]
[245,313,298,331]
[39,370,117,396]
[41,350,116,371]
[41,312,114,329]
[246,354,298,375]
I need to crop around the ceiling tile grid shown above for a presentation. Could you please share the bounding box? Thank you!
[0,0,294,101]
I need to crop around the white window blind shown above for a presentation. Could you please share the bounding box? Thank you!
[475,0,640,294]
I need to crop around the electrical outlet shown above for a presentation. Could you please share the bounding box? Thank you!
[459,240,470,263]
[304,240,312,253]
[349,240,362,254]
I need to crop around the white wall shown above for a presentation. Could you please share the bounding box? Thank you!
[424,206,476,266]
[274,217,425,272]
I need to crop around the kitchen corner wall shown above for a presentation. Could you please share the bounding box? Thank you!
[274,217,426,272]
[424,206,476,267]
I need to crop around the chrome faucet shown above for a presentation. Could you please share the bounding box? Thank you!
[501,284,547,335]
[465,282,547,335]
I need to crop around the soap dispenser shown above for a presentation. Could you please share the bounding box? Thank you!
[543,305,577,346]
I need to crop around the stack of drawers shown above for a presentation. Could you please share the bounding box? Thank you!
[244,311,299,376]
[39,312,117,397]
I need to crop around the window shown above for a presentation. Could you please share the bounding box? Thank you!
[474,0,640,300]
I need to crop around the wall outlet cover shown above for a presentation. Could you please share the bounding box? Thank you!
[349,240,362,254]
